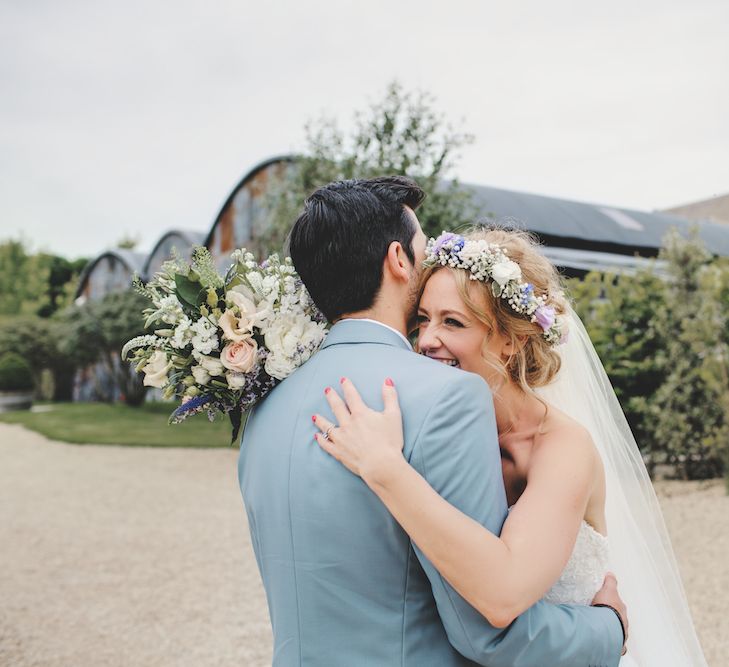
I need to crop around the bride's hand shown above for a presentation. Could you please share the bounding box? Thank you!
[313,377,405,487]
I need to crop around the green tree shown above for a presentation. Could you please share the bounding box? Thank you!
[57,290,150,405]
[0,240,87,318]
[650,229,729,479]
[0,240,49,316]
[36,253,88,317]
[570,229,729,480]
[0,315,75,399]
[255,81,476,256]
[116,234,140,250]
[568,267,668,467]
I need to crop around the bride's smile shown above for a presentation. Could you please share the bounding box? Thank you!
[415,268,513,382]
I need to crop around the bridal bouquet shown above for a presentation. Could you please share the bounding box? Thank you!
[121,247,327,442]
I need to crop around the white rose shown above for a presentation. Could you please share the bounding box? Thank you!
[491,260,522,287]
[141,351,172,388]
[264,353,297,380]
[197,355,225,376]
[191,365,211,385]
[229,284,255,301]
[226,371,247,390]
[458,240,488,263]
[264,314,302,361]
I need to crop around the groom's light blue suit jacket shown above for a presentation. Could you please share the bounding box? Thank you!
[238,320,622,666]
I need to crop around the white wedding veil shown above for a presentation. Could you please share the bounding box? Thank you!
[535,306,708,666]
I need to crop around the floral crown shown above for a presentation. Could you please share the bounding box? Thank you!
[424,232,567,346]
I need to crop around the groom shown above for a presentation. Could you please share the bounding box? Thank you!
[238,176,626,666]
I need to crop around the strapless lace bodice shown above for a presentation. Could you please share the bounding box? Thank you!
[544,520,610,606]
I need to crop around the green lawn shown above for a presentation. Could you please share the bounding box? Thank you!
[0,402,234,447]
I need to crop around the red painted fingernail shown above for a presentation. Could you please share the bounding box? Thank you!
[324,387,331,394]
[340,377,346,384]
[385,377,394,387]
[312,415,316,422]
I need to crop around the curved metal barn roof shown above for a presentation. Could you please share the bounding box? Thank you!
[464,183,729,257]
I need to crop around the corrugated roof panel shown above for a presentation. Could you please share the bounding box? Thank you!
[465,183,729,255]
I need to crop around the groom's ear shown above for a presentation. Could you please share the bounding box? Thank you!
[384,241,412,284]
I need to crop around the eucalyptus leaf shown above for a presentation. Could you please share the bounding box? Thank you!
[175,273,205,308]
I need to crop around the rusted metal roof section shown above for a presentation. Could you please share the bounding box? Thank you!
[74,249,146,302]
[143,229,207,278]
[205,155,295,268]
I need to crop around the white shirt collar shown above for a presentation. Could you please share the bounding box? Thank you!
[338,318,413,350]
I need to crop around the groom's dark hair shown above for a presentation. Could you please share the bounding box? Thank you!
[288,175,426,321]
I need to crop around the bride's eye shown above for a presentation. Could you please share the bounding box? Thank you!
[444,317,464,328]
[415,314,429,325]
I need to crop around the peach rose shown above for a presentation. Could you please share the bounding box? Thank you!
[220,339,258,374]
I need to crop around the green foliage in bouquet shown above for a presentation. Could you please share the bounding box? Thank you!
[0,352,34,392]
[255,81,477,256]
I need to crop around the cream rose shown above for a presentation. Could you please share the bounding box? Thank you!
[191,365,211,385]
[141,351,172,388]
[220,339,258,373]
[226,371,247,390]
[197,355,225,377]
[491,260,522,287]
[226,286,267,331]
[219,309,253,343]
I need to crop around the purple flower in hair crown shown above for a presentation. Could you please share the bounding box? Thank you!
[431,232,465,255]
[534,305,556,332]
[424,231,568,346]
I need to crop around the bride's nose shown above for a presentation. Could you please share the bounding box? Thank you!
[417,324,441,355]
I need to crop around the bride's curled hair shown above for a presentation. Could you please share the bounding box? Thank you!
[417,226,569,393]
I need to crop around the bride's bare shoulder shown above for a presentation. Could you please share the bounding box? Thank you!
[533,404,601,469]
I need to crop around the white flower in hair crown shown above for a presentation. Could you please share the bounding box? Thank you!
[424,232,568,346]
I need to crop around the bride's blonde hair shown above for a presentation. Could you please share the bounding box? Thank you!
[414,227,569,395]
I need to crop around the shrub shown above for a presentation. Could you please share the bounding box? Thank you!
[568,228,729,480]
[0,353,34,392]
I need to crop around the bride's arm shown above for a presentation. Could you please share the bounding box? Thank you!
[314,377,598,628]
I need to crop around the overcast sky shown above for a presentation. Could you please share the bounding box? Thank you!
[1,0,727,260]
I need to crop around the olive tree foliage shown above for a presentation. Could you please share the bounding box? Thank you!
[569,228,729,480]
[57,290,150,405]
[254,82,477,256]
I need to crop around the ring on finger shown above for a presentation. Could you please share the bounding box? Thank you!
[323,426,334,441]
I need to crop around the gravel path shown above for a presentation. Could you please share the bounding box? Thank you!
[1,423,726,666]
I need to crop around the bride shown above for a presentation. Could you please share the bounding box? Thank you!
[312,228,707,666]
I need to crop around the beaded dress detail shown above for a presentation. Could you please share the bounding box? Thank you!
[544,520,610,606]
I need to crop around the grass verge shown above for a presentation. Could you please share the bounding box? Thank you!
[0,402,233,447]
